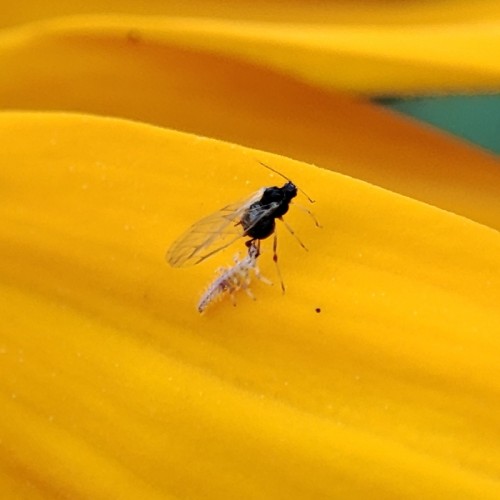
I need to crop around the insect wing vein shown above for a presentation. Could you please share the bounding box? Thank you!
[166,189,265,267]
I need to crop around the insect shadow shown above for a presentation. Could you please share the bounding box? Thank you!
[166,161,320,291]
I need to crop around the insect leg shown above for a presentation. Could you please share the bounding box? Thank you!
[272,232,286,294]
[292,202,322,228]
[229,290,238,307]
[232,252,241,264]
[279,217,308,251]
[254,266,273,286]
[247,240,272,286]
[243,286,256,300]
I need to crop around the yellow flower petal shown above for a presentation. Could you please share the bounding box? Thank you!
[1,19,499,230]
[3,14,500,94]
[2,0,500,29]
[1,112,500,498]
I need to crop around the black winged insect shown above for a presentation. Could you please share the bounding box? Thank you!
[166,162,319,291]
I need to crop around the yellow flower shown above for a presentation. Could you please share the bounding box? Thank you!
[1,3,500,499]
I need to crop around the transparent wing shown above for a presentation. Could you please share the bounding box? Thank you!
[167,188,274,267]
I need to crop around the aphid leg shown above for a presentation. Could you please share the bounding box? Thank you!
[232,252,241,265]
[254,266,273,286]
[292,202,322,228]
[238,271,251,293]
[272,232,286,294]
[229,290,238,307]
[279,217,308,251]
[244,286,256,301]
[229,273,240,289]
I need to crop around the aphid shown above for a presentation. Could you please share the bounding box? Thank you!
[166,162,319,290]
[197,242,271,313]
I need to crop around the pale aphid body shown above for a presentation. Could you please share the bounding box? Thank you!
[197,243,271,313]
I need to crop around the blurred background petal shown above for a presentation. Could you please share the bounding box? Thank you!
[2,0,500,28]
[0,17,499,228]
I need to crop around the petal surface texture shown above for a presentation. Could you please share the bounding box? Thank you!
[1,112,500,499]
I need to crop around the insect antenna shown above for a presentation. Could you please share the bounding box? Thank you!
[257,161,315,203]
[291,202,322,228]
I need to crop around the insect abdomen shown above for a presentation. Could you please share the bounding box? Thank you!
[241,201,276,240]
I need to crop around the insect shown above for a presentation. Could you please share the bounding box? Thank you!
[166,161,319,290]
[197,241,271,313]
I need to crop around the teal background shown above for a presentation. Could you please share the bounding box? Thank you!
[379,95,500,155]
